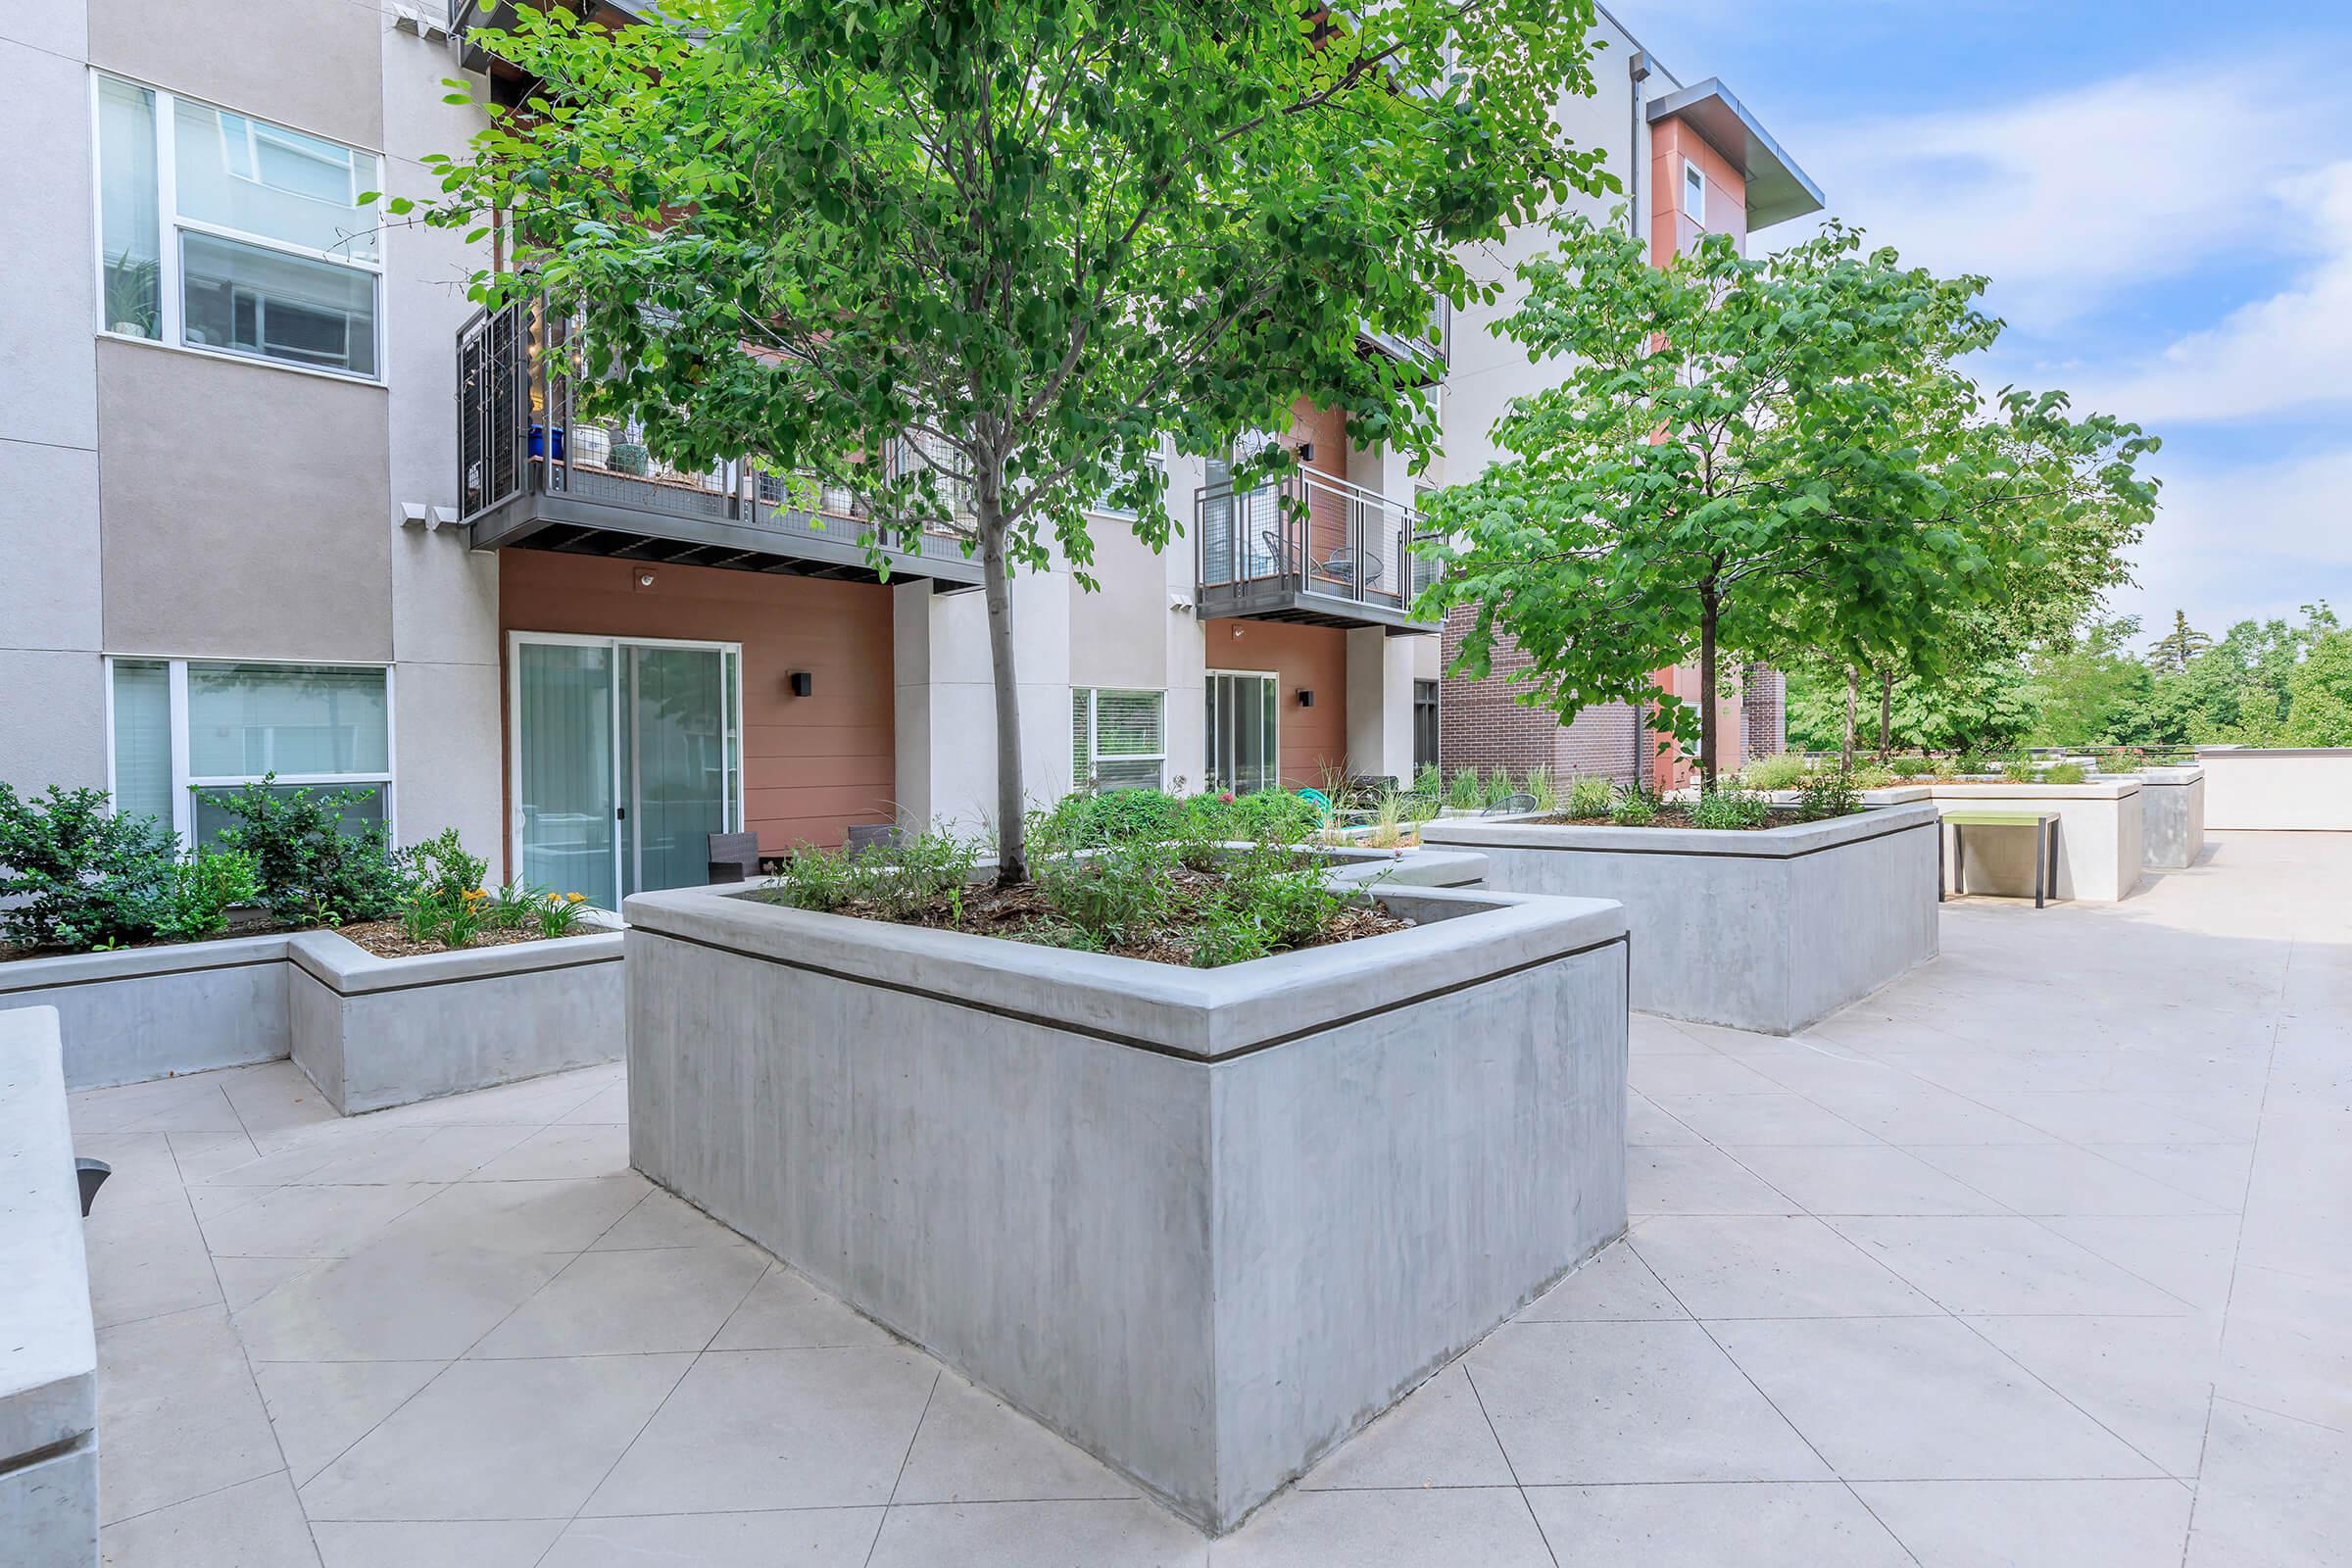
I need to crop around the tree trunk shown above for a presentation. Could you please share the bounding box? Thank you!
[1696,589,1720,792]
[976,481,1026,886]
[1840,664,1857,772]
[1878,668,1893,760]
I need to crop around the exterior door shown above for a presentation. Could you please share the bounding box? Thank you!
[1205,670,1279,794]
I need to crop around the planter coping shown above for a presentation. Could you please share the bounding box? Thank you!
[621,882,1626,1062]
[0,1005,96,1465]
[2136,766,2205,784]
[288,912,623,997]
[0,931,291,996]
[1926,780,2140,801]
[2195,746,2352,759]
[1419,799,1939,859]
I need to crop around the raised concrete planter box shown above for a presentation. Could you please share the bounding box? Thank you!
[289,920,624,1114]
[1927,781,2144,902]
[0,934,290,1091]
[1305,844,1487,888]
[1420,801,1940,1035]
[2135,766,2206,868]
[2195,747,2352,831]
[0,1006,100,1568]
[623,880,1628,1534]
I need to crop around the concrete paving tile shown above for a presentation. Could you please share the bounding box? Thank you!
[1628,1013,1723,1055]
[196,1125,537,1187]
[583,1348,941,1515]
[2215,1264,2352,1431]
[894,1372,1139,1502]
[2183,1399,2351,1568]
[468,1243,768,1358]
[1977,1091,2248,1146]
[98,1305,283,1523]
[1857,1479,2193,1567]
[70,1129,183,1192]
[214,1255,331,1312]
[192,1182,445,1257]
[542,1509,881,1567]
[1211,1487,1543,1568]
[1516,1239,1689,1322]
[588,1188,741,1250]
[1647,1093,1884,1147]
[1628,1145,1795,1217]
[1966,1315,2219,1476]
[253,1358,449,1487]
[217,1059,341,1141]
[1295,1363,1513,1491]
[1633,1215,1941,1319]
[2038,1214,2242,1313]
[1799,1090,2056,1147]
[311,1520,567,1568]
[1723,1146,2012,1217]
[1906,1144,2230,1216]
[1629,1054,1787,1098]
[82,1188,222,1329]
[710,1264,898,1349]
[70,1074,245,1136]
[556,1081,632,1125]
[1465,1321,1829,1485]
[361,1067,612,1128]
[1829,1216,2196,1316]
[97,1469,319,1568]
[166,1128,269,1182]
[235,1240,571,1362]
[1525,1481,1912,1567]
[1710,1317,2166,1481]
[2079,1143,2254,1211]
[465,1122,632,1181]
[1626,1091,1704,1146]
[369,1175,650,1254]
[300,1353,693,1521]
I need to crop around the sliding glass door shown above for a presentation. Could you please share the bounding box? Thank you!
[512,635,742,908]
[1205,670,1280,794]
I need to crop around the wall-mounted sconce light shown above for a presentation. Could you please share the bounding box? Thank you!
[1297,689,1314,708]
[787,671,814,698]
[634,570,659,591]
[1296,442,1315,463]
[1231,624,1245,639]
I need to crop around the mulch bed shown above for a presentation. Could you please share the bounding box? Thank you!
[336,921,590,960]
[1539,808,1785,831]
[747,864,1411,965]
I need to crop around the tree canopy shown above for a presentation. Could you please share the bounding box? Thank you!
[412,0,1614,876]
[1415,214,2158,788]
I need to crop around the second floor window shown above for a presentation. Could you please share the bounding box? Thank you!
[95,74,383,379]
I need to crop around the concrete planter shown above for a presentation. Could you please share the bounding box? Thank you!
[1420,801,1940,1035]
[2135,766,2206,868]
[2195,747,2352,831]
[622,880,1628,1534]
[1299,843,1487,888]
[0,1007,99,1568]
[1926,781,2143,902]
[0,934,291,1091]
[289,920,624,1114]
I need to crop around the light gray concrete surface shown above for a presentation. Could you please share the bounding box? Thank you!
[0,935,292,1091]
[2196,748,2352,831]
[0,1006,100,1567]
[60,830,2350,1567]
[622,882,1630,1533]
[287,924,623,1115]
[2137,766,2207,869]
[1422,803,1941,1036]
[1929,781,2144,902]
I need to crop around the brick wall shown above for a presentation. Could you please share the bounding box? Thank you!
[1741,665,1787,760]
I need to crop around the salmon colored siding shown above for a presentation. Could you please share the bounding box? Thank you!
[1286,396,1353,567]
[498,553,897,861]
[1205,617,1349,787]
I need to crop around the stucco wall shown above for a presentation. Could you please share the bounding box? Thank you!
[87,0,383,151]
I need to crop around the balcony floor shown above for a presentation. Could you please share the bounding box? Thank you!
[71,831,2350,1565]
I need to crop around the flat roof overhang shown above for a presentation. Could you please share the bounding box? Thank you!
[1647,77,1826,231]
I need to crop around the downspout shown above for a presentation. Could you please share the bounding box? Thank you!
[1627,50,1651,239]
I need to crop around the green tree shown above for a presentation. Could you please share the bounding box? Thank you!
[412,0,1611,878]
[2144,610,2213,675]
[1418,215,2155,788]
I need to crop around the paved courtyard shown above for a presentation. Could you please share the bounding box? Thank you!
[69,830,2348,1566]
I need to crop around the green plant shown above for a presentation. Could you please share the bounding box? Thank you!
[859,831,982,919]
[1523,766,1558,814]
[1887,755,1931,779]
[1364,791,1411,850]
[156,850,261,943]
[392,828,493,949]
[1609,789,1658,826]
[764,844,859,911]
[209,778,404,926]
[1565,774,1615,818]
[1228,790,1320,845]
[1740,752,1808,790]
[1188,906,1273,967]
[1193,838,1351,965]
[1848,763,1896,789]
[2001,758,2043,783]
[1793,771,1863,822]
[1689,787,1771,830]
[2097,746,2148,773]
[1955,750,1993,775]
[1036,838,1176,946]
[1483,767,1517,808]
[102,250,161,336]
[485,879,545,931]
[2042,762,2087,785]
[0,784,178,951]
[1446,768,1483,810]
[534,890,595,938]
[1411,761,1443,799]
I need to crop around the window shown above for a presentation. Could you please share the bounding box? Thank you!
[1413,679,1440,772]
[109,659,393,844]
[1205,671,1280,794]
[94,75,382,377]
[1072,689,1165,792]
[1682,158,1706,224]
[1090,454,1167,518]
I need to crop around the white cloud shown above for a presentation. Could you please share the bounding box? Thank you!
[2110,445,2352,630]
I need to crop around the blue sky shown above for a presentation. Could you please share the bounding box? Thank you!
[1612,0,2352,638]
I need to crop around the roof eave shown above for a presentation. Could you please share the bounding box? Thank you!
[1645,77,1826,231]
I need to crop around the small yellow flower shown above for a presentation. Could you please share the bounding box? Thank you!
[566,892,586,904]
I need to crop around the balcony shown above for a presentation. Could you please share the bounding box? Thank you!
[1194,468,1441,634]
[455,301,982,589]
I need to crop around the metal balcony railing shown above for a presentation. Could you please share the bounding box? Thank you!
[1194,468,1440,621]
[454,299,976,570]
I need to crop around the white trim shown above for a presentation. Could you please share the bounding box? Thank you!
[1682,156,1706,224]
[1204,668,1281,794]
[1072,687,1168,792]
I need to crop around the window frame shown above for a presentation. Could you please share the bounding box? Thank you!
[1682,157,1706,224]
[1071,687,1167,793]
[89,73,387,384]
[1204,668,1282,795]
[105,656,398,845]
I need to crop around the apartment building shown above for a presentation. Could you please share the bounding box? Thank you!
[1438,17,1820,788]
[0,0,1798,911]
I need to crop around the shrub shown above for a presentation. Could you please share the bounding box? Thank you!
[2042,762,2087,785]
[1188,838,1352,967]
[1565,774,1615,818]
[157,851,261,944]
[1410,761,1443,799]
[1037,837,1176,946]
[394,828,492,948]
[485,879,546,931]
[1887,755,1931,779]
[1689,787,1771,831]
[0,784,178,951]
[1609,789,1658,825]
[1032,789,1180,853]
[208,778,404,926]
[1229,789,1320,844]
[2098,746,2148,774]
[1446,767,1483,809]
[2001,759,2042,783]
[533,890,595,938]
[1793,771,1863,822]
[1524,766,1558,814]
[1955,750,1993,775]
[1848,763,1896,789]
[1483,766,1518,808]
[1740,752,1808,790]
[763,829,978,920]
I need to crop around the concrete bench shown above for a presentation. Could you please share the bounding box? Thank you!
[0,1005,99,1567]
[1941,809,2060,908]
